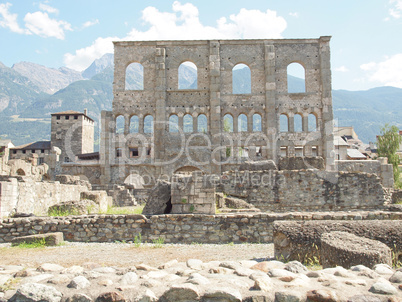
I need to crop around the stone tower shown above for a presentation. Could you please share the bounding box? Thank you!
[51,110,95,162]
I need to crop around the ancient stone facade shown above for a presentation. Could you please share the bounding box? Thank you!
[100,38,334,184]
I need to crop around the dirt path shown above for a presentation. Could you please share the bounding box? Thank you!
[0,243,274,268]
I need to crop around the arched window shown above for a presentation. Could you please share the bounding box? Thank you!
[129,115,139,133]
[223,114,234,132]
[125,62,144,90]
[178,61,197,89]
[116,115,124,134]
[233,64,251,94]
[287,62,306,93]
[280,114,288,132]
[253,114,262,132]
[197,114,207,132]
[238,114,248,132]
[294,114,303,132]
[144,115,153,133]
[308,113,317,132]
[169,115,179,133]
[183,114,193,133]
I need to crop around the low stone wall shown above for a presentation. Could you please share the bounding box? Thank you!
[1,211,401,244]
[220,170,387,212]
[0,176,89,218]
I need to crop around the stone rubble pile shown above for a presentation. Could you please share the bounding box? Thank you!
[0,259,401,301]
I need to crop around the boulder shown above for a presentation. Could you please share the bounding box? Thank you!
[67,276,90,289]
[321,231,392,268]
[142,180,171,215]
[95,292,126,302]
[273,220,402,262]
[10,283,62,302]
[162,284,200,302]
[11,233,64,247]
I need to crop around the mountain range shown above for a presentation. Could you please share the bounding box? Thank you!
[0,54,401,147]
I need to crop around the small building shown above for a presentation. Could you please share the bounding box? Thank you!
[9,141,51,165]
[334,136,348,160]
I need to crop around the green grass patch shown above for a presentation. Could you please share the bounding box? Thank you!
[152,237,165,248]
[48,207,80,217]
[0,277,21,292]
[15,238,47,249]
[134,233,142,248]
[103,205,144,215]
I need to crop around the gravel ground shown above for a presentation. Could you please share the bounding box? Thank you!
[0,242,274,268]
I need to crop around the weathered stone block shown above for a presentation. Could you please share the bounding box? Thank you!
[321,231,392,268]
[11,232,64,246]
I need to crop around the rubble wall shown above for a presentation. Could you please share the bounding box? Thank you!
[0,211,401,244]
[336,159,394,188]
[220,170,387,212]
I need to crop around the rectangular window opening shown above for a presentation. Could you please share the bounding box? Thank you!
[130,147,139,157]
[295,146,304,157]
[280,146,288,157]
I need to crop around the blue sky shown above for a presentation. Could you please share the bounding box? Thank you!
[0,0,401,91]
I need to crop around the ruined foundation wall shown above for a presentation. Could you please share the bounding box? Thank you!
[0,177,89,218]
[220,170,387,212]
[0,211,401,244]
[336,159,394,188]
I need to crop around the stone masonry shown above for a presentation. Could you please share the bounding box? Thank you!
[99,37,335,185]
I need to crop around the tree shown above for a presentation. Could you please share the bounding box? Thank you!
[377,124,402,186]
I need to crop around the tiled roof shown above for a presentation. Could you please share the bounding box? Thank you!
[51,110,83,115]
[347,149,366,159]
[51,110,94,122]
[12,141,51,150]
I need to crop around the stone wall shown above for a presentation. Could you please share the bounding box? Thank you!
[219,170,387,212]
[0,176,89,218]
[100,37,334,185]
[336,158,394,188]
[171,173,215,214]
[0,211,401,244]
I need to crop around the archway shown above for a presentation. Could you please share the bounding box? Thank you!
[174,166,202,174]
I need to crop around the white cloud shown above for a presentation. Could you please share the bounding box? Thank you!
[360,62,376,71]
[335,66,349,72]
[64,36,118,71]
[64,1,287,70]
[0,2,71,39]
[289,12,299,17]
[360,54,402,88]
[39,3,59,14]
[0,2,28,34]
[82,19,99,29]
[24,11,72,39]
[389,0,402,18]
